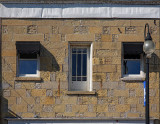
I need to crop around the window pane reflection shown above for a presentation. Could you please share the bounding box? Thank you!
[124,60,140,74]
[19,60,37,74]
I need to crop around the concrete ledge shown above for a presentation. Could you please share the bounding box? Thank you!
[66,91,96,95]
[121,77,145,82]
[15,77,42,81]
[5,117,155,121]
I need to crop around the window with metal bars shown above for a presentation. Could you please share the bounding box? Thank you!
[72,48,87,81]
[69,43,92,91]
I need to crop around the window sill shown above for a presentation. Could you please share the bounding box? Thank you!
[121,77,145,82]
[66,91,96,95]
[15,77,42,81]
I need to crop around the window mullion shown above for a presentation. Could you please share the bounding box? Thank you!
[76,50,77,81]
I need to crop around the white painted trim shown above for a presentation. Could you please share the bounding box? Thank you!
[8,120,154,124]
[122,51,145,80]
[68,41,92,91]
[0,3,160,18]
[90,42,93,91]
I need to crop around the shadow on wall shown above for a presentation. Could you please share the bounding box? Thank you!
[147,52,160,121]
[0,44,60,123]
[2,97,21,118]
[40,45,60,72]
[149,53,160,72]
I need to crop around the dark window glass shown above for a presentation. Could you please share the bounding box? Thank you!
[82,77,87,81]
[124,60,140,74]
[82,54,87,76]
[20,54,37,59]
[82,48,87,53]
[77,53,82,76]
[72,48,76,53]
[19,60,37,74]
[72,77,76,81]
[72,54,76,76]
[77,77,81,81]
[72,48,88,81]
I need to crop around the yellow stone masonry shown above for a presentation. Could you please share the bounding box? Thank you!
[1,19,160,121]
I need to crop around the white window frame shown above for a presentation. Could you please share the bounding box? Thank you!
[68,42,93,91]
[122,43,145,80]
[17,54,40,77]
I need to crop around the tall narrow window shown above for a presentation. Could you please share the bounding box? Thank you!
[69,42,92,91]
[122,42,144,78]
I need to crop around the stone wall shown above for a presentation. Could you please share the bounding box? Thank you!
[1,19,160,122]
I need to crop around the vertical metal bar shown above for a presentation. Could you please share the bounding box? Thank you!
[146,58,150,124]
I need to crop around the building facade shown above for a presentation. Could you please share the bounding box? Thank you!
[0,1,160,124]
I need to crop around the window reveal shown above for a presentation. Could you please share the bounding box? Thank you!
[122,42,144,78]
[16,41,40,77]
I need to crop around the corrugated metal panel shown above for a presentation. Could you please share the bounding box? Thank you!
[0,0,160,5]
[0,4,160,18]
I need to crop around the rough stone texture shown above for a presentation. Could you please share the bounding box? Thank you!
[27,25,37,34]
[1,19,160,121]
[46,89,53,97]
[42,105,53,112]
[74,26,88,34]
[66,104,72,112]
[3,90,10,97]
[27,104,34,113]
[35,97,40,104]
[26,89,31,97]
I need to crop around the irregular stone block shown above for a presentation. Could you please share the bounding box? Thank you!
[28,104,34,112]
[108,104,116,112]
[66,104,72,112]
[3,90,10,97]
[125,26,136,34]
[74,26,88,34]
[42,105,53,112]
[46,89,53,96]
[27,25,37,34]
[103,26,110,34]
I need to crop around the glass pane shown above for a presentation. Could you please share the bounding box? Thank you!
[72,48,76,53]
[82,48,87,53]
[19,60,37,74]
[77,48,82,53]
[77,54,82,76]
[82,77,87,81]
[124,60,140,74]
[72,77,76,81]
[77,77,81,81]
[72,54,76,76]
[82,54,87,76]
